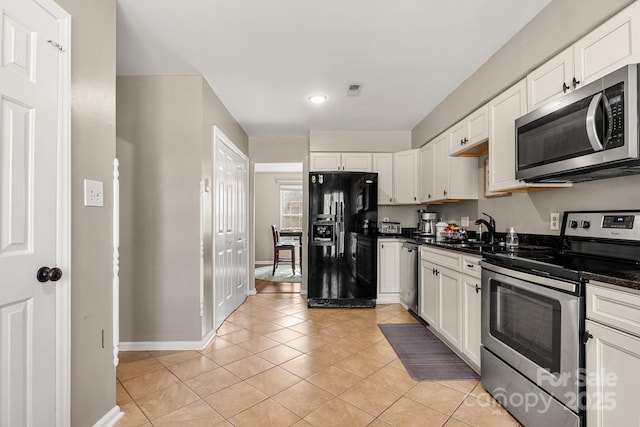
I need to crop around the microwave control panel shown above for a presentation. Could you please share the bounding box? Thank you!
[604,82,625,148]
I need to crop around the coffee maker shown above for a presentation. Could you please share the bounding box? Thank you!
[417,210,438,236]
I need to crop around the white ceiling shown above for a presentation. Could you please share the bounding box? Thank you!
[116,0,552,137]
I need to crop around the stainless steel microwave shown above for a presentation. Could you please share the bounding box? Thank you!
[515,64,640,183]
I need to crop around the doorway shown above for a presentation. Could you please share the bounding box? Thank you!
[253,163,302,293]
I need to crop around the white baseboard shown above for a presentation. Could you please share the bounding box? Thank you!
[376,293,402,304]
[249,288,257,295]
[93,405,123,427]
[120,328,217,352]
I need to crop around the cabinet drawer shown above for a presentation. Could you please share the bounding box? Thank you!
[461,255,482,279]
[420,246,461,270]
[587,283,640,338]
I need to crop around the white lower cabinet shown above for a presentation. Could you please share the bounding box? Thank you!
[377,240,401,303]
[585,320,640,427]
[461,274,481,368]
[419,246,480,371]
[419,258,438,326]
[437,266,461,348]
[585,283,640,426]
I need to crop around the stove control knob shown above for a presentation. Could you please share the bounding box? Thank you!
[581,220,591,229]
[569,220,579,229]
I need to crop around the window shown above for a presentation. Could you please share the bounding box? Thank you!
[280,183,303,231]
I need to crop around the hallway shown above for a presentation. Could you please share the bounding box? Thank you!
[114,294,519,426]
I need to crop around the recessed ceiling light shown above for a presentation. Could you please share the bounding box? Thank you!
[307,93,328,104]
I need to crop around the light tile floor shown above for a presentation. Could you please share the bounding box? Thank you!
[115,293,520,427]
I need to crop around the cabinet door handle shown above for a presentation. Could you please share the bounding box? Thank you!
[475,284,480,294]
[414,196,417,201]
[562,82,570,93]
[381,244,384,249]
[572,77,580,89]
[582,331,593,344]
[466,263,474,268]
[443,190,448,197]
[428,193,431,199]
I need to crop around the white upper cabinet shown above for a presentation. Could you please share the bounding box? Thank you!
[341,153,373,172]
[489,80,571,192]
[448,120,466,155]
[420,142,435,203]
[449,104,489,156]
[310,152,341,171]
[373,153,394,205]
[309,152,372,171]
[527,2,640,111]
[488,79,528,192]
[393,149,421,204]
[575,2,640,86]
[422,132,478,203]
[527,47,574,111]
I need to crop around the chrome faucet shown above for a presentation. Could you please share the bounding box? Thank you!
[475,212,496,244]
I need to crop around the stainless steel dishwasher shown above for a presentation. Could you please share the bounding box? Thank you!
[400,241,419,314]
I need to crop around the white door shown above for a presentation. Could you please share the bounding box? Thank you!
[233,159,247,309]
[0,0,61,425]
[213,128,247,330]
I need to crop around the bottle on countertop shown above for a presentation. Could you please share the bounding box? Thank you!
[477,223,483,242]
[506,227,519,249]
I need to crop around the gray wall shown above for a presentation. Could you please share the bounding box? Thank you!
[412,0,640,236]
[117,76,203,342]
[431,160,640,235]
[53,0,117,424]
[254,172,303,263]
[412,0,635,147]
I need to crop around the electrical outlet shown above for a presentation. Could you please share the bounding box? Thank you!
[461,216,469,227]
[550,212,560,231]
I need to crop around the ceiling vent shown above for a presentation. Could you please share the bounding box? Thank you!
[347,83,363,97]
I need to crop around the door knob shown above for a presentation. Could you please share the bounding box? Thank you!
[37,266,63,283]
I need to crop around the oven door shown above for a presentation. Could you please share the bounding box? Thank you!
[481,262,582,411]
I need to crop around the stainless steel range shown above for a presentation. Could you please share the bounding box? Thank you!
[480,210,640,427]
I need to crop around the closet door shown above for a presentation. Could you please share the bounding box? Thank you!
[213,128,248,330]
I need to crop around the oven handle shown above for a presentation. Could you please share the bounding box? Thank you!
[479,261,578,294]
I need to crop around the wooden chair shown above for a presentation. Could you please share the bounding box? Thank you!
[271,225,296,275]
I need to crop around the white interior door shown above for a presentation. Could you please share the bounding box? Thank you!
[0,0,61,425]
[213,128,248,330]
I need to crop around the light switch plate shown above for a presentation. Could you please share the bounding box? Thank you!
[84,179,104,207]
[550,212,560,231]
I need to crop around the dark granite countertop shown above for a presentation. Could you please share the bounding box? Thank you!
[582,270,640,291]
[376,232,640,292]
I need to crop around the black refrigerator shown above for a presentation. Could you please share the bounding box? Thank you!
[308,172,378,308]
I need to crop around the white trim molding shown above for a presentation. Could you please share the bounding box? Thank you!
[92,405,123,427]
[113,158,120,367]
[119,329,216,352]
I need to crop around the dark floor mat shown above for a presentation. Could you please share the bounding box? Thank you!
[379,323,480,381]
